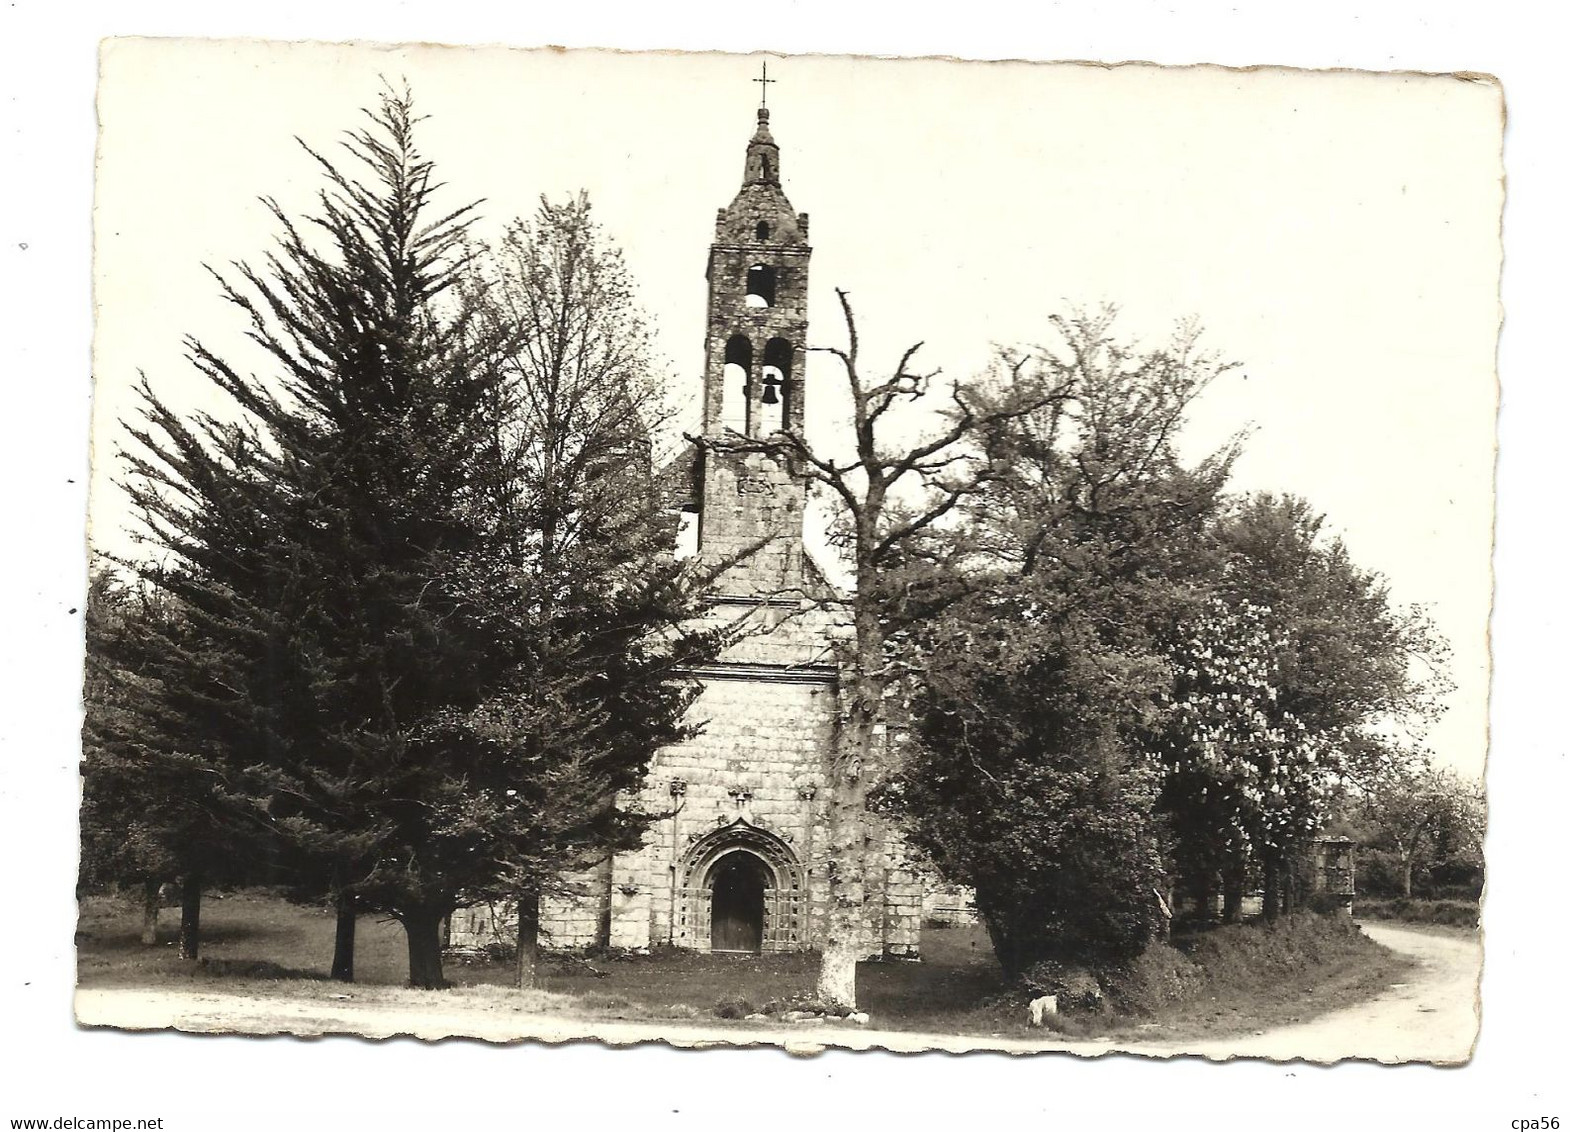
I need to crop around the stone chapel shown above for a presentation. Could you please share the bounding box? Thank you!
[449,100,935,960]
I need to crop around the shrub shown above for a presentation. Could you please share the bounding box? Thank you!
[1101,944,1201,1015]
[481,940,517,964]
[1020,959,1104,1012]
[760,993,839,1016]
[1426,878,1485,902]
[1306,892,1349,915]
[1175,912,1370,991]
[713,997,755,1019]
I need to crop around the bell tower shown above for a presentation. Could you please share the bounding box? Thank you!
[695,97,812,597]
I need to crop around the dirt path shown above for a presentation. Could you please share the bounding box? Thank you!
[1129,922,1482,1064]
[74,921,1480,1062]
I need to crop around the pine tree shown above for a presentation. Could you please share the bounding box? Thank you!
[81,569,267,957]
[112,88,718,988]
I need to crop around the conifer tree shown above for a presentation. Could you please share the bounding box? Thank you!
[81,570,266,957]
[112,89,716,987]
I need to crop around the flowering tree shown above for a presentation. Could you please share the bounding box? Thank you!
[1160,596,1347,919]
[1162,495,1451,919]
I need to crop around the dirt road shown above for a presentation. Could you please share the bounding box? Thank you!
[74,921,1480,1062]
[1131,922,1481,1064]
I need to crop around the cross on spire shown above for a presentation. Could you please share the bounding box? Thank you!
[753,59,776,108]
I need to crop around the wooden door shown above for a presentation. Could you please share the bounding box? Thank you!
[709,853,767,953]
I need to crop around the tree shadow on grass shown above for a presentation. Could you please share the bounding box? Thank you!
[195,957,330,981]
[76,920,299,952]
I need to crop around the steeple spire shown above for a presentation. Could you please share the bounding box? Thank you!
[743,61,782,185]
[744,107,780,185]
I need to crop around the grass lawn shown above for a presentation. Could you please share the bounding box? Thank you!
[78,890,422,987]
[1143,921,1418,1042]
[76,890,1411,1040]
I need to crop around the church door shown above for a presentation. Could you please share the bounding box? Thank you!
[709,852,769,953]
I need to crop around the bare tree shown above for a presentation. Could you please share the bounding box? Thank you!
[700,289,1067,1009]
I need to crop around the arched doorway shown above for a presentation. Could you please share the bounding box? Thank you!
[673,819,807,953]
[710,851,769,953]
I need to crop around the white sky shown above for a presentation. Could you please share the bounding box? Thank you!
[92,40,1500,776]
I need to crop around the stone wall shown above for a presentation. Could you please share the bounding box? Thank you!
[921,878,981,927]
[446,861,612,952]
[865,821,925,958]
[450,603,926,960]
[698,450,807,597]
[541,861,611,949]
[447,901,514,952]
[612,666,835,949]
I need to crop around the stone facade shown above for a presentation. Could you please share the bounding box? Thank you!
[922,880,982,928]
[449,103,929,961]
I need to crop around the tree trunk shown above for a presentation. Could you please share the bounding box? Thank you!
[595,859,613,950]
[816,783,866,1009]
[178,874,202,960]
[980,913,1020,981]
[1195,873,1216,923]
[515,891,540,990]
[815,664,880,1011]
[1261,852,1281,923]
[140,878,161,946]
[331,891,357,982]
[1222,863,1244,924]
[403,908,448,990]
[1400,848,1414,898]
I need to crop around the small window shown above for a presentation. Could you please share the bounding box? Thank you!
[755,221,770,241]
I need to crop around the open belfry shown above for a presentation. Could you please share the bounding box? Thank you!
[450,85,928,959]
